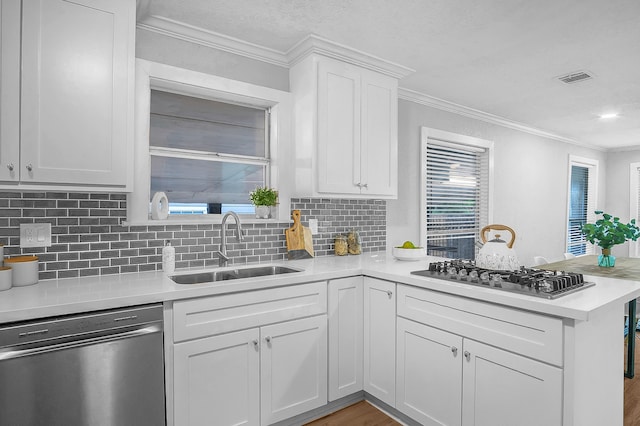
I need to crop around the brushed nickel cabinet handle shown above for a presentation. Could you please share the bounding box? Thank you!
[7,163,14,171]
[464,351,471,361]
[265,336,271,343]
[26,163,33,172]
[451,347,458,355]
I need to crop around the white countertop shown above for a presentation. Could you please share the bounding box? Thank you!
[2,254,640,323]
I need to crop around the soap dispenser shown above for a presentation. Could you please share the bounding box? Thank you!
[162,240,175,274]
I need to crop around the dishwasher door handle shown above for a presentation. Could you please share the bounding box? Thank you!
[0,323,162,361]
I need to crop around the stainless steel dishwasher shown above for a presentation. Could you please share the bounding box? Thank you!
[0,303,165,425]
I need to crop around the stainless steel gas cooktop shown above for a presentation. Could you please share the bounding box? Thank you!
[411,260,595,299]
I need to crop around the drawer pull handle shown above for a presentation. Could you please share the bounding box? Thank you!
[464,351,471,361]
[386,290,393,298]
[265,336,271,343]
[451,347,458,355]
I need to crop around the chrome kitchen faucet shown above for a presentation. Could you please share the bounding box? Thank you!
[216,211,245,267]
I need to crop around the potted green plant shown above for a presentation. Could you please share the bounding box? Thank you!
[581,211,640,267]
[249,186,278,219]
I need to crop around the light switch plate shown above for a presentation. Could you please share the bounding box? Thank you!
[308,218,319,235]
[20,223,52,248]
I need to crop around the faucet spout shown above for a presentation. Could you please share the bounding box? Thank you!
[218,211,244,267]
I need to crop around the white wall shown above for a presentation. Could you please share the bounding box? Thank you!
[136,29,290,91]
[387,99,608,266]
[604,149,640,257]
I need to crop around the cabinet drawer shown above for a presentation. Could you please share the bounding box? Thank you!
[397,284,563,366]
[173,282,327,342]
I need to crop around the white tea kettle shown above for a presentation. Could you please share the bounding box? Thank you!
[476,224,520,271]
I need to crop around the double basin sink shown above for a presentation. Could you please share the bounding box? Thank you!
[170,265,302,285]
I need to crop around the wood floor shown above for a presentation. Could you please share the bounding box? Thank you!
[304,401,400,426]
[304,335,640,426]
[626,332,640,426]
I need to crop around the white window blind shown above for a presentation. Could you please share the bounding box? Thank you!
[149,90,269,212]
[567,159,597,255]
[425,139,490,259]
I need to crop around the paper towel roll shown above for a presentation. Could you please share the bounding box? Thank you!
[151,192,169,220]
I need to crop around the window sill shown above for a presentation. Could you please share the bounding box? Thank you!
[123,216,291,227]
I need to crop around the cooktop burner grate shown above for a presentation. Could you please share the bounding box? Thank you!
[411,260,595,299]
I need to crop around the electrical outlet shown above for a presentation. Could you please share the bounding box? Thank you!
[20,223,52,248]
[308,218,319,235]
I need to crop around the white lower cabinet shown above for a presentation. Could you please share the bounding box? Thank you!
[170,282,328,426]
[328,276,364,401]
[260,315,328,425]
[396,317,463,426]
[396,319,563,426]
[173,329,260,426]
[461,339,562,426]
[363,277,396,406]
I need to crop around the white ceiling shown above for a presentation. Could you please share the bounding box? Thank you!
[137,0,640,150]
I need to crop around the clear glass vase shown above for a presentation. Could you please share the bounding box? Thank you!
[598,248,616,267]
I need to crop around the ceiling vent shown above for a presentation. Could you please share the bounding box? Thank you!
[557,70,593,84]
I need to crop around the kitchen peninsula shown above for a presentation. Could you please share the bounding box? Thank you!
[1,254,638,425]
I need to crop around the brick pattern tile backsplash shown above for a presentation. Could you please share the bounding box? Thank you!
[0,192,386,280]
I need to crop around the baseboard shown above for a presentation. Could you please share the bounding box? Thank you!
[270,391,423,426]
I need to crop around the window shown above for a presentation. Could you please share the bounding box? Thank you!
[128,59,292,224]
[420,128,493,260]
[630,162,640,257]
[566,156,598,255]
[149,90,269,215]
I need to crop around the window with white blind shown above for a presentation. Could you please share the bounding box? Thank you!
[630,162,640,257]
[149,90,269,215]
[420,128,493,260]
[566,156,598,255]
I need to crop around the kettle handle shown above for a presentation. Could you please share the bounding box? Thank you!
[480,224,516,248]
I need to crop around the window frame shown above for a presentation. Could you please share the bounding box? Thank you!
[419,127,494,254]
[630,162,640,257]
[127,59,292,224]
[565,155,599,255]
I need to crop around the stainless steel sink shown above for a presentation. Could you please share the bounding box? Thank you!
[170,265,303,285]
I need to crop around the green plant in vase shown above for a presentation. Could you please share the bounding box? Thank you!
[581,211,640,267]
[249,186,278,219]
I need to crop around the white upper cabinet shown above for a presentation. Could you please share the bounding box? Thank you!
[1,0,134,190]
[289,36,412,199]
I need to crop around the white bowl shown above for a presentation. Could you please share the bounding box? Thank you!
[392,247,427,261]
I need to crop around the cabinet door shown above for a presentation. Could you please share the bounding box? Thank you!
[21,0,133,187]
[0,0,20,182]
[173,328,260,426]
[328,276,363,401]
[360,70,398,197]
[260,315,328,425]
[396,317,463,426]
[317,58,361,194]
[363,277,396,406]
[462,339,562,426]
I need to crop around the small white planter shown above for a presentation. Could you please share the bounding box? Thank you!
[255,205,271,219]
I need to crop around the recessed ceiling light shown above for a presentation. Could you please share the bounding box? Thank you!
[599,113,619,119]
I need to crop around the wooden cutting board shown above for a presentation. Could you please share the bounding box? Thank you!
[285,210,314,259]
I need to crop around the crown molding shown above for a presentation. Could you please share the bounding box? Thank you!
[398,88,606,151]
[136,15,289,67]
[286,34,414,79]
[137,17,414,79]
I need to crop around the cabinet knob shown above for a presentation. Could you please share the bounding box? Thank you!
[252,339,259,349]
[355,182,362,188]
[464,351,471,361]
[26,163,33,172]
[7,163,14,172]
[265,336,271,343]
[451,346,458,355]
[386,290,393,298]
[362,183,368,189]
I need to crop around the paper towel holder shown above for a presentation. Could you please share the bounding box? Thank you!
[151,192,169,220]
